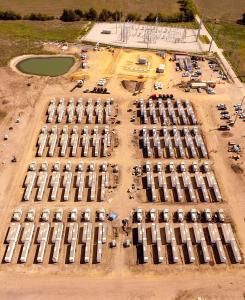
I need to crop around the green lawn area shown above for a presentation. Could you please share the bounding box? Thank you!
[0,20,88,42]
[206,22,245,82]
[0,20,90,66]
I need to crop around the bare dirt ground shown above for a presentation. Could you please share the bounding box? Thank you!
[0,48,244,299]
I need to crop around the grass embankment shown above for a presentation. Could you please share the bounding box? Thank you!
[206,22,245,82]
[0,20,90,66]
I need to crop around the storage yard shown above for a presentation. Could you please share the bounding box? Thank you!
[0,46,245,299]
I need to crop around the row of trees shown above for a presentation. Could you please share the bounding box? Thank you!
[60,8,124,22]
[0,10,54,21]
[60,4,195,23]
[0,1,196,23]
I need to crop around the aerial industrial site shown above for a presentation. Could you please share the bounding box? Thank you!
[0,1,244,299]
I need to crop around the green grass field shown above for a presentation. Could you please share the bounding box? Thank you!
[206,22,245,82]
[0,0,180,17]
[0,20,89,66]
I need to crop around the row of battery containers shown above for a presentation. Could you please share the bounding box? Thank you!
[146,170,221,202]
[5,222,108,264]
[135,223,241,264]
[139,99,197,125]
[24,169,110,202]
[37,126,111,158]
[142,126,207,159]
[47,98,112,124]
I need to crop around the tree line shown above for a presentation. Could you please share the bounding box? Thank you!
[0,10,54,20]
[0,1,196,22]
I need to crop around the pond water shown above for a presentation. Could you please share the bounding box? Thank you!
[16,56,75,77]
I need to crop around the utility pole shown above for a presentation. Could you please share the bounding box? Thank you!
[208,26,217,53]
[196,13,204,42]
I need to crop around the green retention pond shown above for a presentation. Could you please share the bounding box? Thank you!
[16,56,75,77]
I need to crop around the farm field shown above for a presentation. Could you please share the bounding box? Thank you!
[0,0,180,17]
[194,0,245,21]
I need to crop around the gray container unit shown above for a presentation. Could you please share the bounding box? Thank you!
[20,222,35,263]
[37,171,48,201]
[50,171,60,201]
[37,128,48,157]
[68,222,78,263]
[96,223,103,263]
[47,100,56,123]
[180,224,195,263]
[57,100,65,123]
[142,224,148,263]
[151,223,157,244]
[24,171,36,201]
[171,172,183,202]
[193,223,210,263]
[195,172,209,202]
[76,100,84,123]
[84,223,93,263]
[52,222,64,263]
[71,128,79,157]
[37,222,50,263]
[63,171,72,201]
[60,128,69,157]
[206,171,222,202]
[76,171,85,201]
[48,127,57,157]
[165,223,179,263]
[5,223,21,263]
[208,223,226,263]
[156,224,163,263]
[182,172,196,202]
